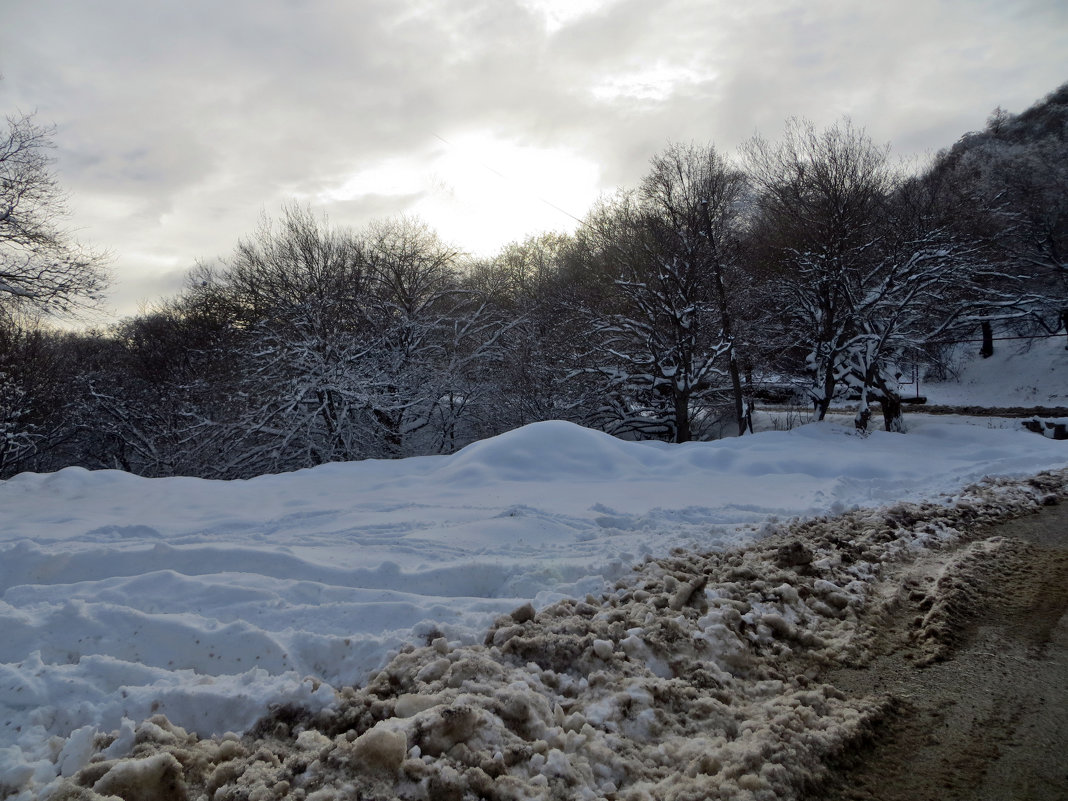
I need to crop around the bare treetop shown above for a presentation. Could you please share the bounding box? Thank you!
[0,112,108,315]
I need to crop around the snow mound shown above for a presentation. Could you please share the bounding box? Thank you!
[443,420,654,482]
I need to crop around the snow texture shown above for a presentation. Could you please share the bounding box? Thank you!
[17,469,1068,801]
[922,335,1067,408]
[0,412,1065,798]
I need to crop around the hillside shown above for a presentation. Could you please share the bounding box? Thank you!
[922,335,1067,409]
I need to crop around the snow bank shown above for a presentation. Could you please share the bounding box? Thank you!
[0,420,1065,798]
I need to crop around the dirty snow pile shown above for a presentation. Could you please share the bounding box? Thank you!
[1,419,1066,799]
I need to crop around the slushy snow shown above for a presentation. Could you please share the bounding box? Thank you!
[1,416,1065,798]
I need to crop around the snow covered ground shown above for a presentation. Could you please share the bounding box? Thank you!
[921,334,1067,408]
[1,412,1066,797]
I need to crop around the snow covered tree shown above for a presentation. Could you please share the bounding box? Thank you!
[0,311,100,476]
[743,118,1040,433]
[0,368,36,474]
[831,219,983,432]
[570,143,748,443]
[976,84,1067,302]
[360,216,467,454]
[994,139,1068,342]
[743,119,896,422]
[206,209,511,473]
[465,232,595,434]
[215,205,379,472]
[968,128,1067,344]
[643,143,752,435]
[921,84,1068,353]
[59,294,242,476]
[0,111,110,474]
[0,310,42,474]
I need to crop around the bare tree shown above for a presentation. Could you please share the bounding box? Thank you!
[643,142,751,435]
[920,85,1068,354]
[0,310,105,476]
[218,205,375,472]
[203,209,511,472]
[463,233,586,433]
[362,216,505,455]
[965,134,1068,343]
[0,112,108,314]
[571,142,747,444]
[0,307,39,474]
[743,119,896,421]
[743,119,1039,433]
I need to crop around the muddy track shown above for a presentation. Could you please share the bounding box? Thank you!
[807,502,1068,801]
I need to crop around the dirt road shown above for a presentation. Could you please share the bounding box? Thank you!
[809,501,1068,801]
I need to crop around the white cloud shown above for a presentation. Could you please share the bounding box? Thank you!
[1,0,1064,319]
[318,159,430,202]
[590,62,714,103]
[309,133,600,254]
[517,0,622,32]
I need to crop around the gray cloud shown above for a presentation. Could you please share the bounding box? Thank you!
[1,0,1064,319]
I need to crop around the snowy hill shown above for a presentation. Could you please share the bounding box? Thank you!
[921,335,1067,408]
[1,416,1066,797]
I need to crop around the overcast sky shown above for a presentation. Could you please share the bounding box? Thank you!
[2,0,1065,321]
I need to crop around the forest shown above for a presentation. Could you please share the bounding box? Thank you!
[1,84,1065,479]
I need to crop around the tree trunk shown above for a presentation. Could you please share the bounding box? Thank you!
[814,365,835,421]
[727,349,746,436]
[855,382,871,433]
[855,406,871,432]
[980,321,994,358]
[743,361,755,434]
[701,200,747,436]
[814,396,829,420]
[373,407,403,455]
[674,390,691,443]
[881,393,906,433]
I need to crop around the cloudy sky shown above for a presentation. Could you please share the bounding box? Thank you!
[2,0,1065,321]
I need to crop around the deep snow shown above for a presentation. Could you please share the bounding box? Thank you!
[1,407,1065,797]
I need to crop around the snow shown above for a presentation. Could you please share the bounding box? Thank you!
[922,335,1067,407]
[1,411,1066,796]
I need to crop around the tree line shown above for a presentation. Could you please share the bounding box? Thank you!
[1,85,1065,479]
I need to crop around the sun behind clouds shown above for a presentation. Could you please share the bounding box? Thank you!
[317,131,602,254]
